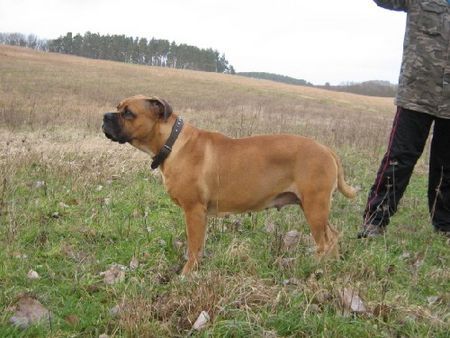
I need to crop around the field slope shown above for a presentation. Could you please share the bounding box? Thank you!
[0,45,448,337]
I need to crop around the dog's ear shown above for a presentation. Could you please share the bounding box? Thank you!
[147,97,173,121]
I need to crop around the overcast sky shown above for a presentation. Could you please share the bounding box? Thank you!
[0,0,407,85]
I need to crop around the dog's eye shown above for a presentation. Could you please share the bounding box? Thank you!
[123,110,135,120]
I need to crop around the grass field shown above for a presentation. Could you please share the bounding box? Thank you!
[0,45,449,337]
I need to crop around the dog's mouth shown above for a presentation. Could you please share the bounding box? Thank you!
[102,125,114,140]
[102,112,132,144]
[102,124,129,144]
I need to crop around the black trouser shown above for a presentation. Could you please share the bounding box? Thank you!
[363,107,450,232]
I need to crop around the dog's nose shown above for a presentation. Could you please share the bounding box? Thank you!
[103,112,115,121]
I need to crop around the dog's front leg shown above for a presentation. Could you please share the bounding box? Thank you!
[181,204,207,275]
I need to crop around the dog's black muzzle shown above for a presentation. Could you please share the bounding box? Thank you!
[102,112,129,144]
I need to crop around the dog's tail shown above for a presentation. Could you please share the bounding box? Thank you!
[330,150,357,199]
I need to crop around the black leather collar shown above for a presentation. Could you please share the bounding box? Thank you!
[151,117,184,170]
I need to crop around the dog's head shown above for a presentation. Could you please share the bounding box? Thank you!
[102,95,173,147]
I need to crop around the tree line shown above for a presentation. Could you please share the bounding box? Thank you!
[0,32,235,74]
[238,72,313,87]
[320,80,397,97]
[0,33,48,50]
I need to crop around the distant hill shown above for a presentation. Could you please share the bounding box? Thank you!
[0,44,394,133]
[238,73,396,98]
[238,72,313,87]
[2,30,396,98]
[319,80,397,98]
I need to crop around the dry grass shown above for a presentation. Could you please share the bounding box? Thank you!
[1,45,394,153]
[109,272,280,336]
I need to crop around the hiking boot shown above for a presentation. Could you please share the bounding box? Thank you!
[357,223,385,238]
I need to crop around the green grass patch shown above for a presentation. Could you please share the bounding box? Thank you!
[1,152,448,337]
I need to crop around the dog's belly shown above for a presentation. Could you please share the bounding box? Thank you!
[266,191,301,210]
[206,189,300,216]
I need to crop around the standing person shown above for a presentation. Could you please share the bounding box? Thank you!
[359,0,450,238]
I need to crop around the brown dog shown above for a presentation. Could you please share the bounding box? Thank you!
[103,95,357,274]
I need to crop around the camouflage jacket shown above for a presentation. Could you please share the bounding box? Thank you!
[374,0,450,118]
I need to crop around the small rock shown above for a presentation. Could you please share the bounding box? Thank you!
[427,296,440,305]
[9,296,51,329]
[34,181,46,189]
[192,310,210,330]
[27,270,40,280]
[129,256,139,270]
[173,239,184,251]
[58,202,69,209]
[283,230,300,250]
[100,264,126,285]
[109,305,121,317]
[340,288,368,314]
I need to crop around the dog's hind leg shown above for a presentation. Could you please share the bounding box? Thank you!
[181,204,207,275]
[301,190,338,258]
[325,222,340,258]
